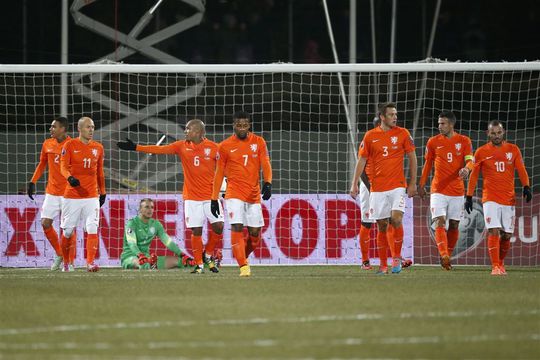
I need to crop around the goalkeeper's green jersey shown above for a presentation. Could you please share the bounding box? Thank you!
[120,216,183,261]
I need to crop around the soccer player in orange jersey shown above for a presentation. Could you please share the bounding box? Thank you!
[27,117,73,270]
[60,117,106,272]
[418,111,474,270]
[350,102,418,275]
[357,116,380,270]
[465,120,531,276]
[211,111,272,277]
[117,119,224,274]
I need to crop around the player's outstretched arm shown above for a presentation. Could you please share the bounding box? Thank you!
[117,138,137,151]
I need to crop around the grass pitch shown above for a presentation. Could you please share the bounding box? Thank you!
[0,265,539,360]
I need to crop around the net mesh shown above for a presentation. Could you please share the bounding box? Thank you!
[1,63,538,267]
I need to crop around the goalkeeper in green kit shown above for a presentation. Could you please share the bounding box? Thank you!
[121,198,196,269]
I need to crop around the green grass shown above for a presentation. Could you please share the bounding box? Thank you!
[1,266,539,360]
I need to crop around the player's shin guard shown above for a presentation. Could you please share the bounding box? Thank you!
[68,232,77,264]
[392,224,404,258]
[205,230,222,255]
[231,231,247,267]
[434,227,449,257]
[447,228,460,256]
[487,234,501,268]
[245,234,261,258]
[376,231,388,268]
[499,239,511,262]
[44,226,62,256]
[359,226,371,263]
[61,234,70,264]
[86,233,99,265]
[191,234,204,266]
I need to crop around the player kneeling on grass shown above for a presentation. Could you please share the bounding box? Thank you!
[120,198,196,270]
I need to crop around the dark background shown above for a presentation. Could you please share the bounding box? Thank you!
[1,0,539,65]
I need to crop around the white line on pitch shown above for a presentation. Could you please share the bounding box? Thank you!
[0,309,538,336]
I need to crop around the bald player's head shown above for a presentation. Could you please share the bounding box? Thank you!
[78,116,95,142]
[184,118,205,143]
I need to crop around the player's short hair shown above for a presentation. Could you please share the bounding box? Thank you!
[233,110,251,123]
[439,110,457,125]
[54,116,69,130]
[139,198,154,209]
[378,102,396,117]
[488,120,504,129]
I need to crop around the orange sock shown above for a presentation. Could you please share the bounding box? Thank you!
[61,234,70,264]
[86,234,99,265]
[231,231,247,267]
[376,230,388,267]
[487,234,500,268]
[447,228,459,256]
[435,227,449,257]
[205,230,222,255]
[500,239,511,262]
[386,224,396,258]
[392,224,404,258]
[191,234,203,265]
[245,234,261,258]
[359,225,371,262]
[43,226,62,256]
[68,232,77,264]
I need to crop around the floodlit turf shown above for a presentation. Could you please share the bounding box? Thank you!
[0,266,539,360]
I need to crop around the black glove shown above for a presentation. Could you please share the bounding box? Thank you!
[27,182,35,200]
[99,194,107,207]
[67,176,80,187]
[523,186,532,203]
[262,182,272,200]
[464,196,473,214]
[117,138,137,151]
[211,200,220,218]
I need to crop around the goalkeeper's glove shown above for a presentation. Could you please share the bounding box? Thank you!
[117,138,137,151]
[262,182,272,200]
[99,194,107,207]
[27,182,35,200]
[137,253,149,265]
[211,200,220,217]
[523,186,532,203]
[181,254,196,267]
[464,196,473,214]
[67,176,80,187]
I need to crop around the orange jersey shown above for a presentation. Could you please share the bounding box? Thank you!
[30,136,71,196]
[213,133,272,203]
[61,138,105,199]
[420,133,473,196]
[136,138,219,201]
[358,126,416,192]
[358,145,374,181]
[467,142,530,205]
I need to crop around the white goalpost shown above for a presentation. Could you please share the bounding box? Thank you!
[0,61,539,268]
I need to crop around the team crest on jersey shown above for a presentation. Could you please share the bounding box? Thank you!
[506,152,513,161]
[92,149,98,157]
[455,143,462,151]
[204,148,211,157]
[250,144,258,152]
[390,136,398,145]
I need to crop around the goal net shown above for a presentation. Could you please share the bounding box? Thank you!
[1,61,539,267]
